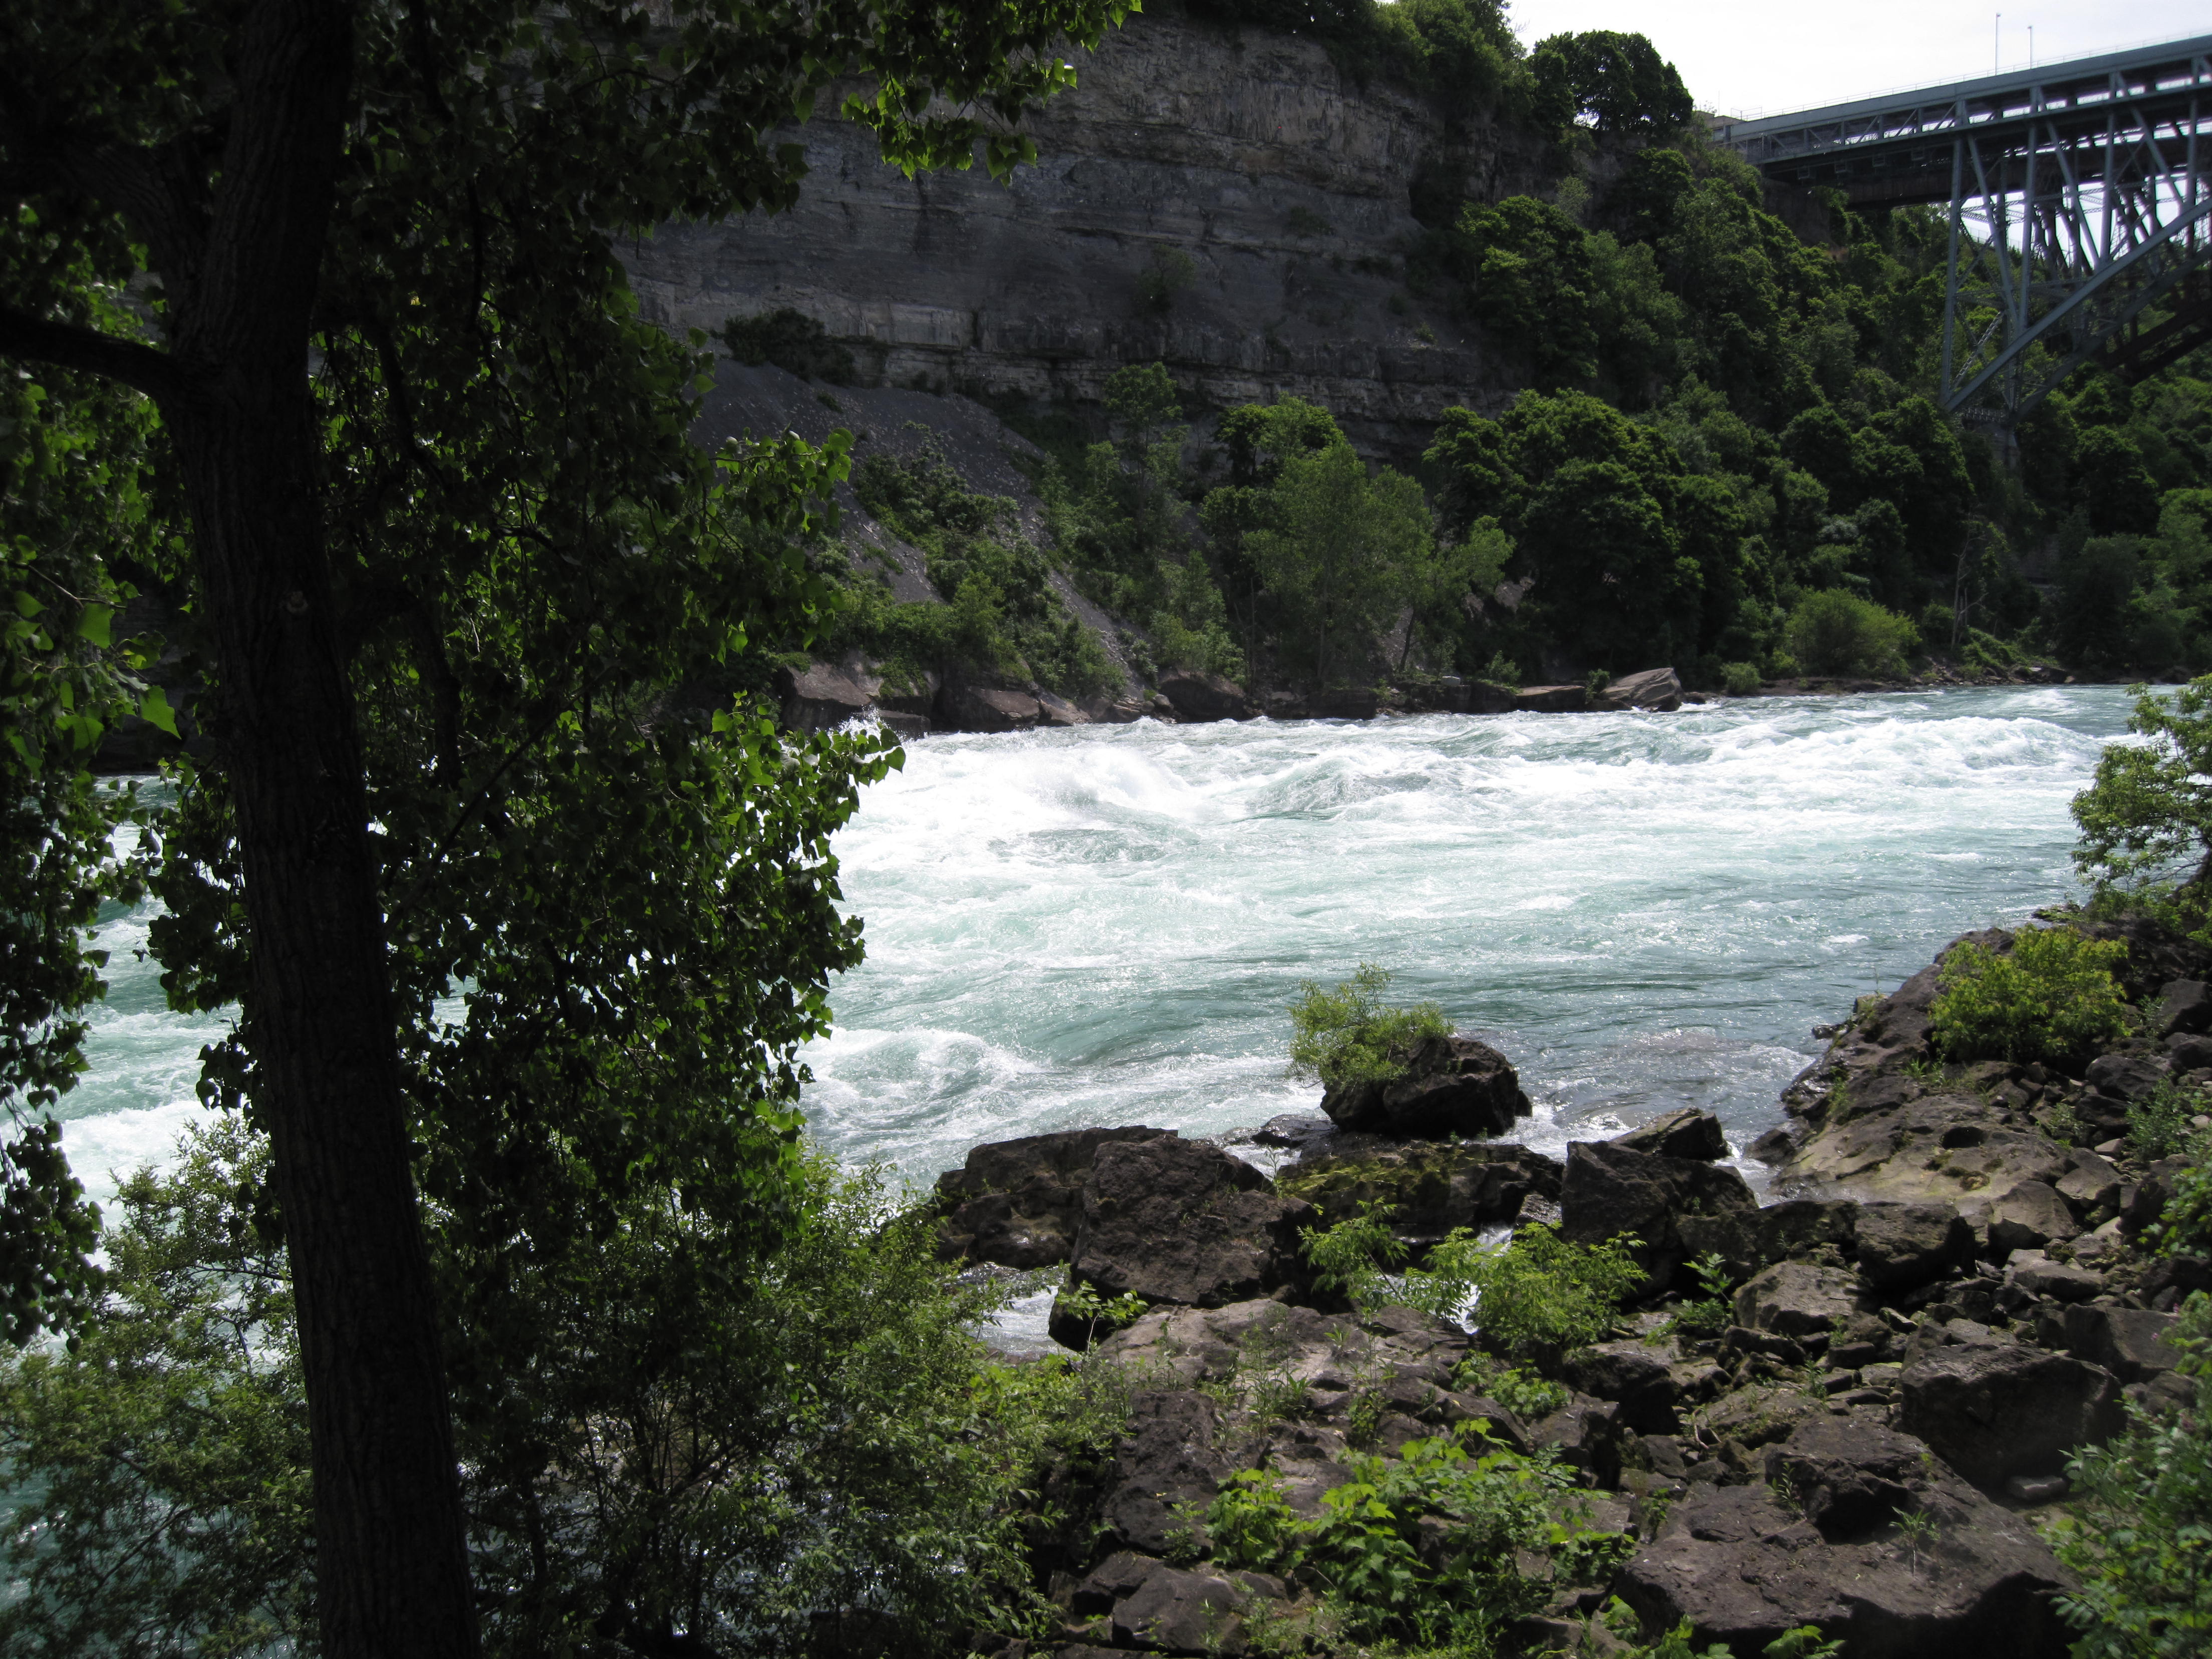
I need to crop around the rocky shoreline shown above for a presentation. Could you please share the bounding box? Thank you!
[930,912,2212,1657]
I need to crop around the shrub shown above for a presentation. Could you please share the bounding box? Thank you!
[1479,649,1523,690]
[718,307,857,383]
[1286,964,1449,1090]
[1722,660,1762,697]
[2051,1292,2212,1657]
[2132,1079,2212,1161]
[1410,1224,1643,1360]
[1784,588,1919,676]
[1927,926,2134,1067]
[1300,1198,1408,1310]
[1135,247,1197,314]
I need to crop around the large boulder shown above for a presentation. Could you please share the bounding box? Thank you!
[1156,669,1258,723]
[1590,666,1685,712]
[1679,1199,1859,1280]
[1855,1202,1977,1288]
[1562,1340,1680,1435]
[1560,1141,1756,1287]
[933,1126,1174,1268]
[1732,1261,1863,1337]
[1896,1335,2124,1488]
[1514,684,1584,713]
[1066,1138,1314,1314]
[1763,1417,1927,1538]
[1275,1139,1561,1248]
[1098,1391,1234,1555]
[1612,1475,2075,1657]
[2156,977,2212,1037]
[1319,1034,1533,1139]
[2060,1303,2186,1381]
[940,682,1040,732]
[776,662,876,732]
[1611,1108,1728,1160]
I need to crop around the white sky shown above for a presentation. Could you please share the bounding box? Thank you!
[1503,1,2212,119]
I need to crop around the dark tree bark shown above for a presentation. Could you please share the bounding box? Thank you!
[2,2,480,1652]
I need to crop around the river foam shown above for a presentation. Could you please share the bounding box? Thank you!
[60,686,2138,1209]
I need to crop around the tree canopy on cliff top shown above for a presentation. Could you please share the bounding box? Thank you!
[0,0,1129,1650]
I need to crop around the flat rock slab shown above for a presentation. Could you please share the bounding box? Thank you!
[1614,1476,2075,1657]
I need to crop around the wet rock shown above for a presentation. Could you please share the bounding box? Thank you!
[1156,669,1258,724]
[1897,1339,2123,1488]
[775,661,878,732]
[1035,689,1092,726]
[1610,1108,1728,1161]
[1318,1034,1534,1139]
[1562,1341,1680,1435]
[2060,1304,2185,1381]
[1100,1391,1234,1555]
[934,1126,1174,1269]
[1763,1417,1927,1538]
[1854,1202,1977,1288]
[1588,666,1684,712]
[1513,684,1585,713]
[1310,687,1378,720]
[1612,1475,2073,1656]
[1244,1113,1335,1150]
[945,683,1041,732]
[1276,1139,1561,1246]
[2155,978,2212,1037]
[1067,1139,1313,1315]
[1732,1262,1863,1337]
[1679,1199,1858,1280]
[1560,1141,1756,1289]
[1744,1123,1802,1164]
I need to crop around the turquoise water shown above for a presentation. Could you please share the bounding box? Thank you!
[59,686,2138,1207]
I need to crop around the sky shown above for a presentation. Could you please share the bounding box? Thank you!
[1503,1,2211,119]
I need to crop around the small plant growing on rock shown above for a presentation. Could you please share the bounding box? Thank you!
[2131,1078,2212,1160]
[1056,1277,1148,1347]
[1927,926,2134,1067]
[1300,1199,1409,1311]
[1454,1354,1569,1421]
[1668,1251,1735,1340]
[1287,964,1449,1089]
[1895,1506,1939,1576]
[1478,650,1522,690]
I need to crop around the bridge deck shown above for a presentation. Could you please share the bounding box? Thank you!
[1715,34,2212,205]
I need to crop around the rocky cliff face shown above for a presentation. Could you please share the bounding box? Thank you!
[627,6,1565,452]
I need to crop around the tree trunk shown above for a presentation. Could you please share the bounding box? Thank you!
[159,2,480,1652]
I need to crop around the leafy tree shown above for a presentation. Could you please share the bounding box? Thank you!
[1245,442,1433,689]
[1784,588,1918,676]
[2074,676,2212,921]
[1457,196,1599,385]
[1530,31,1693,134]
[0,0,1130,1649]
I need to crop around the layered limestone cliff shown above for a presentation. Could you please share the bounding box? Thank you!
[626,6,1565,451]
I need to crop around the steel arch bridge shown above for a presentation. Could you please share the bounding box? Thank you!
[1715,35,2212,428]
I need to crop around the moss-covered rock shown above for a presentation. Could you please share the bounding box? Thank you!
[1275,1140,1562,1248]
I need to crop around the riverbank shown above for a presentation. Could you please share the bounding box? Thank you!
[942,905,2205,1656]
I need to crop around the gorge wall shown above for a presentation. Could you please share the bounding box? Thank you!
[626,5,1571,452]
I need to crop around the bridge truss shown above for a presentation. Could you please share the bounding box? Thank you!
[1718,36,2212,427]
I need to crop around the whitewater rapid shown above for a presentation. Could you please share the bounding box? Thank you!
[59,686,2136,1207]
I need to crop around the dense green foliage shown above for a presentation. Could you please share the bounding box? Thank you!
[0,1119,1123,1656]
[2052,1293,2212,1658]
[1927,928,2135,1067]
[720,308,859,384]
[1204,1435,1600,1651]
[2074,677,2212,932]
[1784,588,1919,677]
[1287,964,1451,1089]
[0,272,177,1343]
[830,433,1117,697]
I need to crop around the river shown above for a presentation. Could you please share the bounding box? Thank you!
[57,685,2138,1211]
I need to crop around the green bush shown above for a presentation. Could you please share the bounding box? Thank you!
[2132,1079,2212,1161]
[2051,1292,2212,1657]
[1412,1224,1644,1360]
[1783,588,1919,676]
[1205,1435,1599,1649]
[1927,926,2135,1067]
[1287,964,1449,1090]
[1722,660,1762,697]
